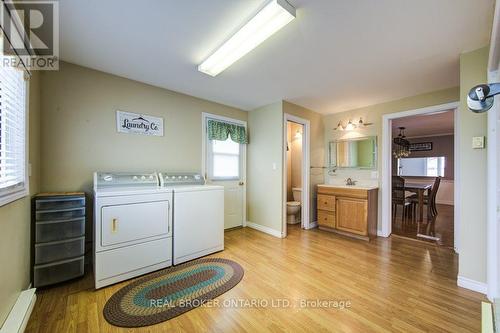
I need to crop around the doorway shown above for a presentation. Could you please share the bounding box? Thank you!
[390,111,455,248]
[381,102,460,251]
[202,113,246,230]
[282,114,310,237]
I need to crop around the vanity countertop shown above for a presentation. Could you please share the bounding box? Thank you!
[318,184,379,190]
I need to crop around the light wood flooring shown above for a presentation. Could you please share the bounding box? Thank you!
[26,225,484,332]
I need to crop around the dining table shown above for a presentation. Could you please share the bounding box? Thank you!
[405,182,432,223]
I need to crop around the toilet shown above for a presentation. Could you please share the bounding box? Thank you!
[287,188,302,224]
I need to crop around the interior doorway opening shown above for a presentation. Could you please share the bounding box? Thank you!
[282,114,310,237]
[390,110,455,248]
[381,102,460,252]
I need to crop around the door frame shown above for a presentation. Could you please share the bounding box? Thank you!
[201,112,247,227]
[487,69,499,301]
[282,113,311,237]
[380,102,460,249]
[487,2,500,299]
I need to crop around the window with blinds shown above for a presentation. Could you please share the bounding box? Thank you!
[0,65,27,205]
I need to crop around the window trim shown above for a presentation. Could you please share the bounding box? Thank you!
[0,77,29,207]
[201,112,247,182]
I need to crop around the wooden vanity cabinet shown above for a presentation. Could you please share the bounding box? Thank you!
[317,186,378,241]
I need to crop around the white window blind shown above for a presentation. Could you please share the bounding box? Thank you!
[0,65,27,204]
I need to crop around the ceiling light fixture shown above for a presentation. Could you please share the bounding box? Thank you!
[198,0,296,77]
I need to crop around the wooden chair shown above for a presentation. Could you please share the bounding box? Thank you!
[410,177,441,234]
[409,177,441,218]
[392,176,413,224]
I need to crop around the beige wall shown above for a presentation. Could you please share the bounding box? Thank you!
[0,72,41,325]
[283,101,325,223]
[458,46,489,284]
[323,87,459,231]
[247,102,284,232]
[39,62,247,193]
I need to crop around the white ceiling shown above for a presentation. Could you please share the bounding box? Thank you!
[59,0,494,114]
[392,110,455,137]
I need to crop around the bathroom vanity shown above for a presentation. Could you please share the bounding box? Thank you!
[317,185,378,241]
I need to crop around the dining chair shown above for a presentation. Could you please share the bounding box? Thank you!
[392,176,413,224]
[410,177,441,233]
[409,176,441,216]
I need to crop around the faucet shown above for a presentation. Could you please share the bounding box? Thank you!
[345,178,357,186]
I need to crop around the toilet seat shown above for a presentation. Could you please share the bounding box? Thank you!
[287,201,300,206]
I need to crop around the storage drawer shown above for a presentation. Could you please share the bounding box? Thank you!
[34,256,84,287]
[36,197,85,211]
[35,237,85,264]
[36,218,85,243]
[318,210,335,229]
[317,194,335,211]
[35,207,85,222]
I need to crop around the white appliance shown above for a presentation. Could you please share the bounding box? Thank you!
[159,173,224,265]
[93,172,172,289]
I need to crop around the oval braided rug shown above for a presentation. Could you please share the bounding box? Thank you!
[103,258,244,327]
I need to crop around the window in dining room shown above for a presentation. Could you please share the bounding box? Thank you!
[397,156,445,177]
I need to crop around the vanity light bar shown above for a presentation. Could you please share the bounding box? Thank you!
[198,0,296,77]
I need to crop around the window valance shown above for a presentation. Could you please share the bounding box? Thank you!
[207,119,248,144]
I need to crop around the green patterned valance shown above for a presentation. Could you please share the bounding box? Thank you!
[207,120,248,144]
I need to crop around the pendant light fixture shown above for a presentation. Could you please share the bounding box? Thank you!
[393,127,410,158]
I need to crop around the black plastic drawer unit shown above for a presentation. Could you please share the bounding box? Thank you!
[32,193,86,287]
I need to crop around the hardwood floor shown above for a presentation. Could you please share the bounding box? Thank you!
[26,226,484,332]
[392,204,454,248]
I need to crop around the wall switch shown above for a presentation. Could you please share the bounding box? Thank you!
[472,136,485,149]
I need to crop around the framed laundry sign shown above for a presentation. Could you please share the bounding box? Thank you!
[116,111,164,136]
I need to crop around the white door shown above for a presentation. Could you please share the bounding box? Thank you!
[204,117,245,230]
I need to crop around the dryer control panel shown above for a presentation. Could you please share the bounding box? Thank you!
[159,172,205,186]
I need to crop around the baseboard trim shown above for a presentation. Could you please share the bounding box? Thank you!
[377,230,390,237]
[306,221,318,229]
[245,221,283,238]
[457,276,487,294]
[0,288,36,333]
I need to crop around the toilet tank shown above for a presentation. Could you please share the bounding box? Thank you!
[292,188,302,202]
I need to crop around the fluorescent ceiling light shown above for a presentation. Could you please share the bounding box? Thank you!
[198,0,296,77]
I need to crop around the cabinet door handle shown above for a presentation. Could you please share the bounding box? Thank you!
[112,218,118,233]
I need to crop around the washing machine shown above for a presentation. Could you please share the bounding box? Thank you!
[93,172,172,289]
[159,172,224,265]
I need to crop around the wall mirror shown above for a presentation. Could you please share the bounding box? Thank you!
[329,136,377,169]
